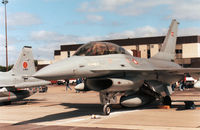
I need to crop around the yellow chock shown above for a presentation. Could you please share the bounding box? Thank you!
[196,107,200,110]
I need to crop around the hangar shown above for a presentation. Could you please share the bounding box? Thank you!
[37,35,200,69]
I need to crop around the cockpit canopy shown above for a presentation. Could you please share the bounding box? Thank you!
[73,42,131,56]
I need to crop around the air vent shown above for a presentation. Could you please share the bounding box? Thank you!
[121,64,125,67]
[79,65,85,68]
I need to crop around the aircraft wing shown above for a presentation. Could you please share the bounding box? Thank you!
[91,68,200,75]
[90,66,153,73]
[0,81,50,88]
[155,68,200,74]
[154,68,200,80]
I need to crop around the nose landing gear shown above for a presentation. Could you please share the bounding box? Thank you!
[100,92,118,115]
[103,103,111,115]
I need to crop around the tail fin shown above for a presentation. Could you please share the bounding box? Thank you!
[11,46,36,76]
[151,19,179,61]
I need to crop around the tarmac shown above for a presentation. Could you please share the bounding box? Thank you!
[0,85,200,130]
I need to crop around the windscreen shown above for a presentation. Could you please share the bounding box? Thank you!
[73,42,131,56]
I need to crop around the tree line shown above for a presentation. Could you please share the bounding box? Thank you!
[0,65,13,72]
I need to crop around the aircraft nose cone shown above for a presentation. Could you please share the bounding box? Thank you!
[33,67,52,80]
[33,59,75,80]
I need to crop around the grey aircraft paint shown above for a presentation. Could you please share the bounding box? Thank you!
[0,47,50,104]
[34,19,200,115]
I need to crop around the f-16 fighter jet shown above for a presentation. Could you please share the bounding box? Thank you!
[0,46,50,105]
[34,19,200,115]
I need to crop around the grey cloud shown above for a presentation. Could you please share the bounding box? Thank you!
[79,0,200,21]
[79,0,171,16]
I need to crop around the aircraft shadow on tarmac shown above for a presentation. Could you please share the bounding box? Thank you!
[172,100,200,111]
[14,102,146,125]
[14,103,102,125]
[171,104,200,111]
[13,101,200,125]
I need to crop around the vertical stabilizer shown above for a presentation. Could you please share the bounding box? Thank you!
[11,46,36,76]
[151,19,179,61]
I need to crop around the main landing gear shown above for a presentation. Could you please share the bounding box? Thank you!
[162,96,196,109]
[162,95,172,106]
[184,101,195,109]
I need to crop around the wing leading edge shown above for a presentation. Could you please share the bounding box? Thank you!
[91,68,200,75]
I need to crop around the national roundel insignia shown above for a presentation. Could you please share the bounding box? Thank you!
[132,59,138,64]
[171,32,174,36]
[23,62,28,69]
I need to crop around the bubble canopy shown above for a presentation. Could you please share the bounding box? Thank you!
[73,42,131,56]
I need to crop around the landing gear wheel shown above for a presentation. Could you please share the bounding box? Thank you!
[103,104,111,115]
[162,96,172,106]
[184,101,195,109]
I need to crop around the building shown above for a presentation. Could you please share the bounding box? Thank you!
[36,60,54,70]
[52,35,200,68]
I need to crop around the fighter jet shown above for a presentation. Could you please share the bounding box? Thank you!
[34,19,200,115]
[0,46,50,105]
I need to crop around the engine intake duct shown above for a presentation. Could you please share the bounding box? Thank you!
[86,78,112,91]
[86,78,140,92]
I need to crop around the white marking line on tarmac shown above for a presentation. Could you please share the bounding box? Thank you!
[38,110,140,126]
[32,109,141,126]
[0,109,140,127]
[110,109,140,116]
[53,118,87,125]
[37,118,89,126]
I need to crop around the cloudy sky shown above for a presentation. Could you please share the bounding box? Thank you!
[0,0,200,65]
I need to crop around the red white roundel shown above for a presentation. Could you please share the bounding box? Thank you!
[171,32,174,36]
[132,59,138,64]
[23,62,28,69]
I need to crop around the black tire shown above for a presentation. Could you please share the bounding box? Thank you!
[103,104,111,115]
[162,96,172,106]
[184,101,195,109]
